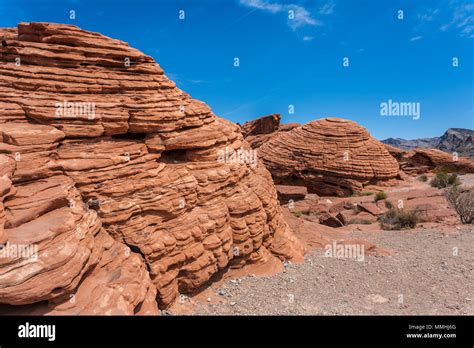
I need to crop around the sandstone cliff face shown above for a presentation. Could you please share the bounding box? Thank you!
[258,118,400,196]
[0,22,304,313]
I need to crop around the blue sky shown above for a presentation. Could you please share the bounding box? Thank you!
[0,0,473,139]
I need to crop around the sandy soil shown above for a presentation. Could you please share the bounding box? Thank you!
[168,225,473,315]
[167,174,474,315]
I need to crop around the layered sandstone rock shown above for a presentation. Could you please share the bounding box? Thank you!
[275,185,307,203]
[383,144,474,175]
[383,143,410,161]
[0,22,304,312]
[408,149,474,174]
[242,114,299,149]
[242,113,281,138]
[258,118,400,196]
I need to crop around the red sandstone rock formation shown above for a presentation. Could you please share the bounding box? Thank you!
[242,113,281,138]
[275,185,307,203]
[383,144,474,175]
[408,149,474,174]
[0,22,304,313]
[383,143,410,161]
[242,114,300,149]
[258,118,400,196]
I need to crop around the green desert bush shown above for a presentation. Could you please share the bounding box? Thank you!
[430,171,460,189]
[380,207,419,230]
[385,200,393,209]
[434,165,450,174]
[430,171,448,188]
[292,211,305,218]
[350,191,373,197]
[374,191,387,202]
[447,173,461,186]
[348,218,373,225]
[445,186,474,224]
[417,175,428,182]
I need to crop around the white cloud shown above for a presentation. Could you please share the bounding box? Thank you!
[439,1,474,38]
[303,36,314,41]
[239,0,282,13]
[410,35,423,42]
[287,4,321,30]
[418,8,439,22]
[319,1,335,15]
[239,0,322,30]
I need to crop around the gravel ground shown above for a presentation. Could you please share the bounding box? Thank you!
[174,226,473,315]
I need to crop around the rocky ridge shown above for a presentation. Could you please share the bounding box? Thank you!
[382,128,474,159]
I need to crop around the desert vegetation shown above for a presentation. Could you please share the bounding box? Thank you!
[445,186,474,224]
[417,174,428,182]
[430,167,461,188]
[379,207,419,230]
[374,191,387,202]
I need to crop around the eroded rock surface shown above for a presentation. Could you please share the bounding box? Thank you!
[242,113,300,149]
[258,118,400,196]
[408,149,474,174]
[383,144,474,175]
[0,22,304,313]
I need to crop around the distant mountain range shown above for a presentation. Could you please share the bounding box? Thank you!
[382,128,474,159]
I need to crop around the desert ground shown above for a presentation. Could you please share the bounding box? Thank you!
[169,175,474,315]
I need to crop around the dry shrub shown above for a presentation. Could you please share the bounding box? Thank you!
[380,207,419,230]
[430,169,460,189]
[445,186,474,224]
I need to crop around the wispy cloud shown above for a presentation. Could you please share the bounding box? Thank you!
[440,1,474,38]
[239,0,282,13]
[414,1,473,39]
[239,0,323,30]
[287,4,321,29]
[319,1,336,15]
[188,79,206,84]
[410,35,423,42]
[418,8,439,22]
[165,73,208,87]
[303,35,314,41]
[220,86,281,118]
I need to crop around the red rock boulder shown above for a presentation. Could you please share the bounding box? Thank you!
[258,118,400,196]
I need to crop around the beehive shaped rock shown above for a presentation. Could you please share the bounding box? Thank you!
[0,22,304,312]
[258,118,400,196]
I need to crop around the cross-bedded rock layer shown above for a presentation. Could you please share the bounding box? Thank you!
[0,22,304,313]
[258,118,400,196]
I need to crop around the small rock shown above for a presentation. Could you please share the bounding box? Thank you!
[367,294,389,304]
